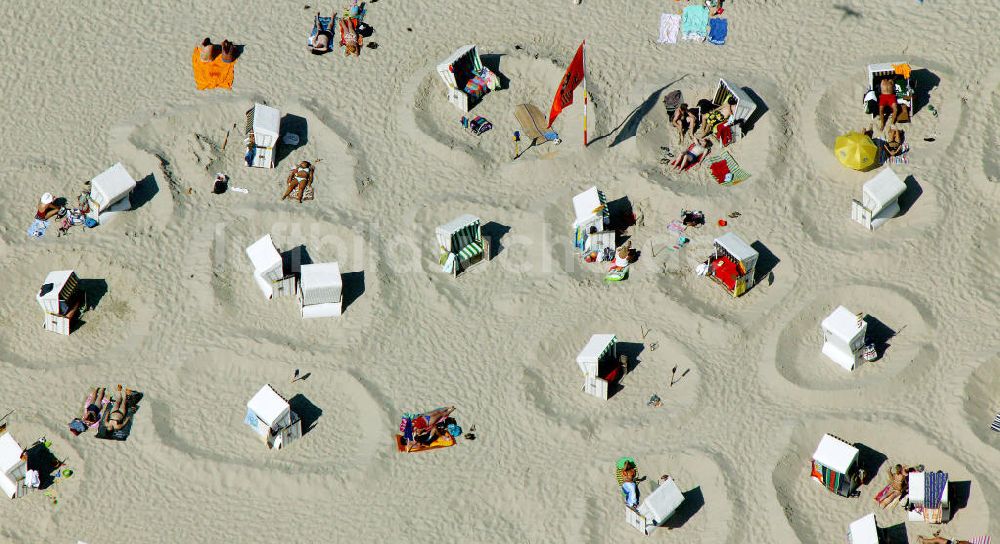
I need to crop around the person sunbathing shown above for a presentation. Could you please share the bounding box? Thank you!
[878,464,909,508]
[406,406,455,452]
[103,385,132,432]
[220,40,237,63]
[82,387,107,427]
[885,128,905,157]
[621,461,639,508]
[878,77,900,131]
[36,193,61,220]
[672,138,711,170]
[671,103,698,144]
[197,38,215,62]
[919,535,971,544]
[281,161,314,203]
[719,97,737,125]
[341,18,361,56]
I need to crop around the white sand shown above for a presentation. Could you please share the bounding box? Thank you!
[1,0,999,542]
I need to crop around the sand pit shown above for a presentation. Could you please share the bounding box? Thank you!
[772,418,992,544]
[772,285,936,390]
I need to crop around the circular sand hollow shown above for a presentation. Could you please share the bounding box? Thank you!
[149,348,390,473]
[963,354,1000,449]
[525,321,701,430]
[581,450,735,542]
[635,74,780,197]
[124,98,360,211]
[409,52,585,168]
[772,417,992,544]
[808,60,959,172]
[0,252,156,369]
[186,210,378,347]
[772,285,935,391]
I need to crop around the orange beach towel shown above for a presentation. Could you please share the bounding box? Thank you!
[191,48,234,90]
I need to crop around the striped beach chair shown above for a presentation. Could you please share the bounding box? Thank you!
[991,412,1000,432]
[970,537,991,544]
[436,214,490,276]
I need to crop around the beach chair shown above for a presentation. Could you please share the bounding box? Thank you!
[308,13,335,54]
[87,163,136,225]
[866,63,913,123]
[298,262,342,318]
[851,168,907,231]
[245,235,296,299]
[36,271,86,335]
[436,214,490,276]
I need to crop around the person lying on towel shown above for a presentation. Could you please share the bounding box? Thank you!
[405,406,455,452]
[281,161,314,203]
[672,138,711,170]
[104,385,133,433]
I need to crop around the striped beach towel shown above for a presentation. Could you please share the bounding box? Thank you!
[969,536,991,544]
[708,151,751,186]
[876,140,910,165]
[991,412,1000,432]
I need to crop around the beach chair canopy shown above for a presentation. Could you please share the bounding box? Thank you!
[867,62,910,90]
[36,270,78,312]
[435,214,481,253]
[576,334,616,375]
[0,432,25,499]
[908,471,949,506]
[714,79,757,123]
[90,163,136,209]
[246,103,280,148]
[639,477,685,525]
[436,45,482,90]
[812,434,859,474]
[714,233,758,268]
[246,235,283,280]
[847,513,880,544]
[862,168,907,213]
[300,262,342,306]
[822,306,866,345]
[572,187,608,229]
[247,385,291,431]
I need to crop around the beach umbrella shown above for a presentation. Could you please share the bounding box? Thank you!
[834,132,877,171]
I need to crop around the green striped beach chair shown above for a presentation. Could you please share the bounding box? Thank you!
[707,151,751,186]
[436,214,491,276]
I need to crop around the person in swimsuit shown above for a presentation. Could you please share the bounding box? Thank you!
[341,17,361,56]
[197,38,215,62]
[405,406,455,452]
[672,138,711,170]
[671,103,698,144]
[884,128,905,157]
[103,385,132,433]
[878,77,900,131]
[82,387,107,428]
[878,464,909,507]
[621,461,639,508]
[281,161,314,203]
[919,536,971,544]
[220,40,237,63]
[36,193,60,220]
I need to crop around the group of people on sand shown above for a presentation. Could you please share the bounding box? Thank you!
[197,38,237,63]
[72,385,134,435]
[401,406,456,452]
[666,95,742,171]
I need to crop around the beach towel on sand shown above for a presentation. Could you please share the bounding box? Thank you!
[657,13,681,44]
[708,18,728,45]
[681,6,710,41]
[27,218,48,238]
[191,48,235,90]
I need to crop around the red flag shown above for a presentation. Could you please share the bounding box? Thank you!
[547,42,585,127]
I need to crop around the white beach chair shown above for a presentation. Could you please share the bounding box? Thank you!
[87,163,136,224]
[298,262,342,318]
[245,235,295,299]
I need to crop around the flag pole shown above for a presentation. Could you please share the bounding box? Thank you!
[582,40,588,147]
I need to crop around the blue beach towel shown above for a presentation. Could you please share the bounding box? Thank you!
[708,18,729,45]
[27,219,48,238]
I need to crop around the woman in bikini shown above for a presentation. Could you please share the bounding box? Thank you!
[672,138,711,170]
[405,406,455,452]
[103,386,132,433]
[884,128,905,157]
[878,464,909,508]
[281,161,314,203]
[36,193,60,220]
[82,387,107,428]
[671,103,698,144]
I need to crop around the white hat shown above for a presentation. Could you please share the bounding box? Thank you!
[40,193,54,205]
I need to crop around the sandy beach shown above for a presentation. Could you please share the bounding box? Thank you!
[1,1,999,542]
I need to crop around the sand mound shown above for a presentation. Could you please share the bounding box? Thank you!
[773,417,992,543]
[772,284,936,390]
[0,253,155,368]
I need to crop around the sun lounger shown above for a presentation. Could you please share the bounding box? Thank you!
[708,151,751,186]
[514,103,561,148]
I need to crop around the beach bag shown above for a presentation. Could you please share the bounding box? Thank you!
[469,116,493,135]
